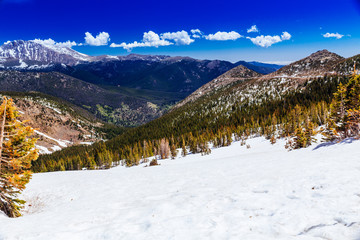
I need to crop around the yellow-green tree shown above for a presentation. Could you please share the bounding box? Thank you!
[323,75,360,141]
[0,97,38,217]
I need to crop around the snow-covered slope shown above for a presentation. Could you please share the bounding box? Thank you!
[1,137,360,239]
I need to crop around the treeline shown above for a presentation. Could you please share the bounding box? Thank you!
[32,75,350,172]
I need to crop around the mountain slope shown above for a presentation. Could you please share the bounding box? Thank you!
[63,57,283,94]
[235,61,283,74]
[176,65,262,108]
[64,57,236,94]
[0,91,107,154]
[176,49,345,110]
[0,71,163,126]
[334,53,360,75]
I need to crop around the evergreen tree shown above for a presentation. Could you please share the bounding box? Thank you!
[0,97,38,217]
[181,137,187,157]
[323,75,360,141]
[170,139,178,160]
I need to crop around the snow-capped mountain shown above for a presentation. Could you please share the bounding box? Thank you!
[0,40,92,68]
[0,40,283,74]
[0,41,209,69]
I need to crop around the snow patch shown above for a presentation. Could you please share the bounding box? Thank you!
[35,130,68,148]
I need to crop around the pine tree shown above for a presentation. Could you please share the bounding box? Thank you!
[347,108,360,137]
[188,133,198,154]
[181,136,187,157]
[170,140,178,160]
[270,135,277,144]
[0,97,38,217]
[323,75,360,141]
[345,75,360,137]
[225,127,232,146]
[331,82,348,138]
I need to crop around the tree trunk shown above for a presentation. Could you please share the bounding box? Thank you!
[0,98,7,171]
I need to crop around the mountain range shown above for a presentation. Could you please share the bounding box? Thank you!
[3,40,360,160]
[0,40,283,126]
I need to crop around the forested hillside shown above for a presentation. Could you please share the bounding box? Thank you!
[29,50,360,172]
[0,71,164,126]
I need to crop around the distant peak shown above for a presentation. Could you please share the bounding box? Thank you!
[221,64,262,78]
[316,49,330,53]
[0,39,91,66]
[3,39,27,46]
[267,49,344,78]
[307,49,342,60]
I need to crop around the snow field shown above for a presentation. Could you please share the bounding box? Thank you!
[1,137,360,239]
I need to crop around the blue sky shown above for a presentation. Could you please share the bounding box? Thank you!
[0,0,359,63]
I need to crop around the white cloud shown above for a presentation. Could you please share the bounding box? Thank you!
[191,29,203,38]
[247,25,259,33]
[247,31,291,47]
[142,31,165,45]
[110,31,173,51]
[84,32,110,46]
[323,32,344,39]
[32,38,78,48]
[247,35,281,48]
[161,30,194,45]
[281,31,291,40]
[205,31,242,41]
